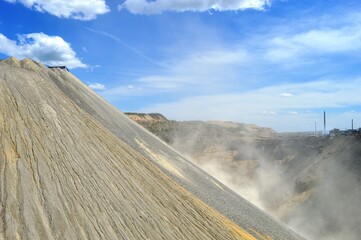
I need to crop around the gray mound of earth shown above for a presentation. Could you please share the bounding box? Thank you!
[0,57,304,239]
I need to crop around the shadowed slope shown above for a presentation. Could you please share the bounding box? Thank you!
[0,57,304,239]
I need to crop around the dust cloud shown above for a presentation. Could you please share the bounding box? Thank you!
[171,130,361,240]
[288,154,361,240]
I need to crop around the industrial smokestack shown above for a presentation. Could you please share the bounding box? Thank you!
[352,119,354,130]
[324,111,326,135]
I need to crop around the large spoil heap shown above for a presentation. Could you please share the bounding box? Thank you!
[0,57,304,239]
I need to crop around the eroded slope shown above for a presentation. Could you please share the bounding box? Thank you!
[0,59,256,240]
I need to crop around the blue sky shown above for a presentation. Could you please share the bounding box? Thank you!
[1,0,361,132]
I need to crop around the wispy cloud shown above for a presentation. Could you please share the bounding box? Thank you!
[266,25,361,63]
[100,47,251,98]
[85,27,163,67]
[119,0,270,14]
[4,0,109,20]
[114,11,361,97]
[88,83,106,90]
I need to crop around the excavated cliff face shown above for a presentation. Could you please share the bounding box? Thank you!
[125,112,168,122]
[0,57,304,240]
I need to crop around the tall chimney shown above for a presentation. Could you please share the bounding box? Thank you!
[352,119,354,130]
[324,111,326,135]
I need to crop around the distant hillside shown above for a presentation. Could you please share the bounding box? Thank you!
[125,112,168,122]
[125,112,275,147]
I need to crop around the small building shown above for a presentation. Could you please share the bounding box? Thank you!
[48,66,69,72]
[329,128,340,138]
[329,128,360,138]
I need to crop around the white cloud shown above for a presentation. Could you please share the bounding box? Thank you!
[88,64,101,72]
[261,111,277,116]
[119,0,269,14]
[4,0,109,20]
[0,32,86,69]
[88,83,106,90]
[288,111,298,115]
[99,85,144,102]
[280,93,293,97]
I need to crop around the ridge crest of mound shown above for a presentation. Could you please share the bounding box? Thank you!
[2,57,46,72]
[3,56,21,68]
[20,58,45,72]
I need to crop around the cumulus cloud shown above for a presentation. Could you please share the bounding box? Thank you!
[0,32,86,69]
[88,83,106,90]
[4,0,109,20]
[119,0,270,14]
